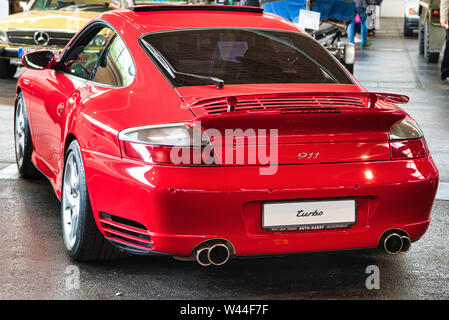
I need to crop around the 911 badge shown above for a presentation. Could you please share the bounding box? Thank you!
[298,152,319,160]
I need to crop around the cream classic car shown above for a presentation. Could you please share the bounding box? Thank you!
[0,0,137,78]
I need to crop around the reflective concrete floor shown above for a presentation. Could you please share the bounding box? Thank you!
[0,18,448,299]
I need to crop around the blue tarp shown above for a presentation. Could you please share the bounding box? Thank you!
[261,0,306,23]
[261,0,356,23]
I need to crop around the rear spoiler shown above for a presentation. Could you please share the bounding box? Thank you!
[373,92,410,105]
[182,91,409,110]
[129,5,264,14]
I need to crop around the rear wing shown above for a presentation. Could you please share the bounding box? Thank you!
[129,5,264,14]
[182,91,410,115]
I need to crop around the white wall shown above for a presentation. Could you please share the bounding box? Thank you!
[380,0,407,17]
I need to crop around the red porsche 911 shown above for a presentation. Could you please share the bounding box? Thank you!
[15,5,438,265]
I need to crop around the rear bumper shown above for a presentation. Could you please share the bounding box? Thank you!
[82,151,439,256]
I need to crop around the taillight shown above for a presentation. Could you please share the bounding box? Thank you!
[119,123,215,165]
[389,117,428,160]
[432,9,440,17]
[390,139,429,159]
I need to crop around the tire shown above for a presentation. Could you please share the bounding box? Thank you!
[0,59,17,79]
[424,19,440,63]
[61,140,122,261]
[403,18,413,37]
[418,21,424,54]
[14,92,41,178]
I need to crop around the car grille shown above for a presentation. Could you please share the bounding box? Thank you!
[7,30,75,47]
[99,212,153,252]
[193,95,366,116]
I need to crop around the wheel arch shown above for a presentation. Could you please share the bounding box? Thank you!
[63,133,78,161]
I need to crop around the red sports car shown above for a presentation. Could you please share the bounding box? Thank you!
[15,5,439,265]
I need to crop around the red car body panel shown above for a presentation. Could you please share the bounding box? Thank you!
[16,6,439,258]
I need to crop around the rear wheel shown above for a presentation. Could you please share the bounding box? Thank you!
[0,59,17,79]
[14,92,40,178]
[62,140,122,261]
[424,19,440,63]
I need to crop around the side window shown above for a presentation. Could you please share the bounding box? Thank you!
[63,27,114,80]
[92,35,135,87]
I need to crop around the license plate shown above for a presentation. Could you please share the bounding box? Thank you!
[262,199,356,232]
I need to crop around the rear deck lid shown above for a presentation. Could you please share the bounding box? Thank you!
[179,88,407,165]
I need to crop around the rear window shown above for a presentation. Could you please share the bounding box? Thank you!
[141,28,354,87]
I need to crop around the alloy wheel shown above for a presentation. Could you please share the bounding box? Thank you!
[15,98,26,168]
[62,153,81,250]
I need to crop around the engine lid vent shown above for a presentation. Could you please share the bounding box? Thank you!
[192,95,366,116]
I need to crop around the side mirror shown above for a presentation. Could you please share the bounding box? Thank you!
[22,51,56,70]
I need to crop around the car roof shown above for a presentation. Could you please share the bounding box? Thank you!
[108,5,301,35]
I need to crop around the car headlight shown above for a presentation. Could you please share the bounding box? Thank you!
[119,123,213,164]
[389,117,428,159]
[389,117,423,140]
[0,31,7,44]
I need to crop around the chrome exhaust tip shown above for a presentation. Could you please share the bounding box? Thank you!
[399,236,411,253]
[196,247,211,266]
[208,243,231,266]
[193,240,233,266]
[383,233,403,255]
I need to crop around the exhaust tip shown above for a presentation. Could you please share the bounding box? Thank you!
[193,239,234,266]
[384,233,403,255]
[208,244,231,266]
[400,236,411,253]
[196,247,211,266]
